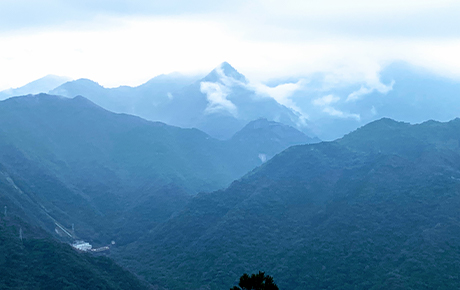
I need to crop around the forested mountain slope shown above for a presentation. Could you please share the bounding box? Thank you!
[119,117,460,289]
[0,203,149,289]
[0,93,312,246]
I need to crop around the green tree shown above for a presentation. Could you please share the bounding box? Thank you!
[231,271,279,290]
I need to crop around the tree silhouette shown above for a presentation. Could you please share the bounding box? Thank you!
[230,271,279,290]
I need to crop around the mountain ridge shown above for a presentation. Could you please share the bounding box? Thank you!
[0,93,314,247]
[116,116,460,289]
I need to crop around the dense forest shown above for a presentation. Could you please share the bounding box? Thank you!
[3,94,460,289]
[0,215,149,289]
[114,118,460,289]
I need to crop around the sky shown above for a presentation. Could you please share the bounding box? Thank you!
[1,0,460,91]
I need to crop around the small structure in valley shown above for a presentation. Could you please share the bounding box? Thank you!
[72,240,92,251]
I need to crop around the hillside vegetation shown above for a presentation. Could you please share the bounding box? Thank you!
[117,118,460,289]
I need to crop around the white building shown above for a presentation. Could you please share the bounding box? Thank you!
[72,240,92,251]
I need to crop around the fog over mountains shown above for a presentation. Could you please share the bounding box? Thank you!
[2,60,460,289]
[0,75,71,101]
[49,62,314,140]
[3,61,460,142]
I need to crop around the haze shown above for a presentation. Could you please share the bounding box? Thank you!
[1,0,460,91]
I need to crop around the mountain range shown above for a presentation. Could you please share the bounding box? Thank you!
[288,61,460,140]
[0,75,70,101]
[49,62,314,140]
[0,93,314,247]
[2,62,460,289]
[114,117,460,289]
[3,61,460,142]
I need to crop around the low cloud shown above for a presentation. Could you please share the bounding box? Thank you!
[200,81,237,116]
[347,80,395,102]
[250,80,304,105]
[248,79,309,125]
[371,106,377,116]
[323,107,360,121]
[312,94,340,106]
[311,94,360,121]
[258,153,267,163]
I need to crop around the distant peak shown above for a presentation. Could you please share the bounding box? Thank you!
[219,62,247,82]
[246,118,271,127]
[203,62,248,84]
[241,118,293,132]
[219,61,236,73]
[371,117,407,127]
[74,78,101,85]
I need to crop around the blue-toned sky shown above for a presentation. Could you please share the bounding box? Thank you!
[1,0,460,90]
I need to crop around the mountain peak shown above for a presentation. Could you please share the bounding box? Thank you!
[0,75,71,100]
[244,118,273,129]
[202,62,247,84]
[232,118,314,145]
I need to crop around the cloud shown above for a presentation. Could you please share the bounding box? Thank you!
[312,94,340,106]
[311,94,360,122]
[2,1,460,92]
[200,81,237,116]
[346,80,395,102]
[234,0,460,41]
[0,0,240,33]
[213,63,247,87]
[250,80,304,104]
[322,107,360,121]
[4,0,458,40]
[258,153,267,163]
[247,79,309,124]
[371,106,377,116]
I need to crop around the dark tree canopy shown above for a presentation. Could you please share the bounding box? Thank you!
[231,271,279,290]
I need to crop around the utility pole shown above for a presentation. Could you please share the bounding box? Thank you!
[4,206,6,218]
[19,227,23,242]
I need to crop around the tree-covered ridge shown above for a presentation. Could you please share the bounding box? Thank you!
[117,117,460,289]
[0,93,312,247]
[0,215,149,289]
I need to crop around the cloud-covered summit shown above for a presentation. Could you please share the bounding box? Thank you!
[200,62,249,116]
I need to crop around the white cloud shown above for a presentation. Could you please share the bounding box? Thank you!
[258,153,267,163]
[322,107,360,121]
[347,80,395,102]
[312,94,340,106]
[200,81,237,116]
[250,80,304,104]
[247,80,309,124]
[1,2,460,93]
[371,106,377,116]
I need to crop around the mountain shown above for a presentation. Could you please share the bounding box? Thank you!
[0,93,312,247]
[116,117,460,289]
[229,118,319,164]
[0,212,149,289]
[50,73,199,116]
[288,61,460,140]
[0,75,71,100]
[8,62,460,142]
[49,62,316,140]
